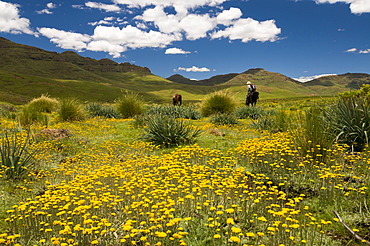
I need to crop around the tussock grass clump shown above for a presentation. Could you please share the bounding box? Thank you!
[252,109,291,132]
[86,102,119,118]
[235,106,266,119]
[57,98,85,122]
[142,114,201,148]
[27,95,59,113]
[293,105,334,161]
[18,106,49,127]
[201,91,237,117]
[210,113,239,126]
[116,91,145,118]
[146,105,201,119]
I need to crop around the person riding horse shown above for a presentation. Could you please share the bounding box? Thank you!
[246,81,259,106]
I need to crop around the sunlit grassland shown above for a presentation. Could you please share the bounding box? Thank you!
[0,99,369,246]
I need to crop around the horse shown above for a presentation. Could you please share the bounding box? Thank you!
[246,91,259,106]
[173,93,182,106]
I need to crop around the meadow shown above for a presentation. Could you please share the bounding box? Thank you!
[0,90,369,246]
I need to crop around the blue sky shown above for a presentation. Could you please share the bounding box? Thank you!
[0,0,369,81]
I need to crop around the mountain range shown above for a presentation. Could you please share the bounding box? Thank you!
[1,36,370,105]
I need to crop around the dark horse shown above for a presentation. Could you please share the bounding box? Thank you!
[173,93,182,106]
[246,91,259,106]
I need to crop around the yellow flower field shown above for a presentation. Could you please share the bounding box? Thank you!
[0,114,369,246]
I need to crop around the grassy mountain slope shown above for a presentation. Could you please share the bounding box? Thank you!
[1,36,370,105]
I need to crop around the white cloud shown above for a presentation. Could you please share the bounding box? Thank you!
[178,66,211,72]
[359,49,370,53]
[345,47,357,52]
[165,47,190,54]
[85,2,121,12]
[87,40,126,58]
[216,7,242,25]
[179,14,217,40]
[0,1,33,34]
[37,27,91,51]
[92,25,182,49]
[211,18,281,42]
[293,74,337,82]
[315,0,370,14]
[37,2,57,14]
[114,0,228,16]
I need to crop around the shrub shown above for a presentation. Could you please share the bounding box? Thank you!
[86,102,120,118]
[293,105,334,161]
[27,95,59,113]
[116,91,145,118]
[18,106,49,127]
[210,113,239,126]
[0,129,38,180]
[146,105,201,120]
[326,97,370,151]
[201,91,237,117]
[251,109,291,132]
[58,98,85,122]
[141,114,201,148]
[235,106,266,119]
[0,103,17,118]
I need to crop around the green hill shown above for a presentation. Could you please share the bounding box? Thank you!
[1,36,370,105]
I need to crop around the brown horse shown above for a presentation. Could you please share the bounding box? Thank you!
[246,91,259,106]
[173,94,182,106]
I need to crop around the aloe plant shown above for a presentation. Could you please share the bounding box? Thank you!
[0,129,37,180]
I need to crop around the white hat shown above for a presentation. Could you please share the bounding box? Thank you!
[246,81,251,84]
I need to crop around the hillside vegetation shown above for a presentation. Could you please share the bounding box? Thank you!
[1,37,370,105]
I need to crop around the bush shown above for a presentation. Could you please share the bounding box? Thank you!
[235,106,266,119]
[0,129,38,180]
[116,91,145,118]
[0,103,17,119]
[326,97,370,151]
[86,102,120,118]
[293,105,334,161]
[58,98,85,122]
[201,91,237,117]
[18,106,49,127]
[210,113,239,126]
[141,114,201,148]
[27,95,59,113]
[251,109,291,132]
[146,105,201,120]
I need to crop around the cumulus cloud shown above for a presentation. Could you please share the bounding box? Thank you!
[37,27,91,51]
[315,0,370,14]
[211,18,281,42]
[87,40,126,58]
[165,47,190,54]
[345,48,357,52]
[37,1,282,58]
[92,25,182,49]
[0,1,33,34]
[85,2,121,12]
[178,66,211,72]
[216,7,242,25]
[37,2,57,14]
[293,74,337,82]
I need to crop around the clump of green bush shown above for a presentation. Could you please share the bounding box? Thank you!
[86,102,120,118]
[27,95,59,113]
[116,91,145,118]
[58,98,86,122]
[210,113,239,126]
[201,91,237,117]
[18,106,49,127]
[141,114,201,148]
[146,105,201,120]
[235,106,266,119]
